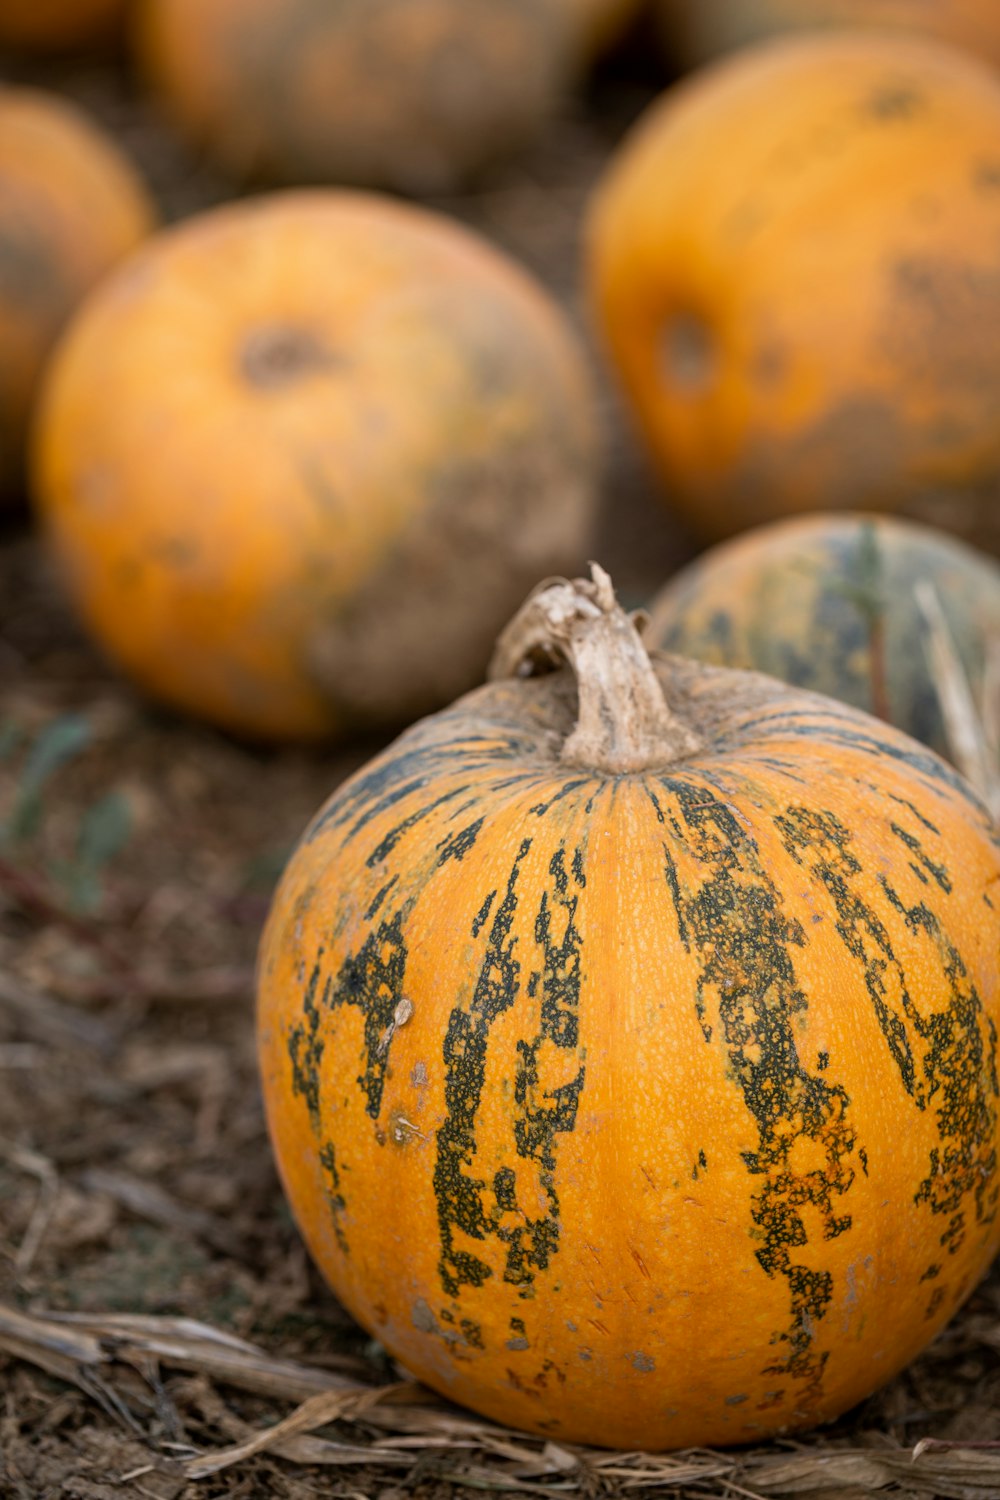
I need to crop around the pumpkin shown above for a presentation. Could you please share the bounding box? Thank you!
[587,32,1000,546]
[257,564,1000,1450]
[0,0,124,50]
[655,0,1000,72]
[33,190,599,743]
[646,512,1000,763]
[136,0,576,193]
[0,87,154,502]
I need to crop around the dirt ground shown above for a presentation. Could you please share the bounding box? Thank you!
[2,21,1000,1500]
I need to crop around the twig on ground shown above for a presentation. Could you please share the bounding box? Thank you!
[0,1140,60,1276]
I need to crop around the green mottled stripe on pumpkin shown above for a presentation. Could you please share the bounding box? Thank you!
[647,512,1000,761]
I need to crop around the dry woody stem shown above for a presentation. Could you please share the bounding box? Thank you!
[490,563,702,773]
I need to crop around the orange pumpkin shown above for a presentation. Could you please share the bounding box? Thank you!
[646,512,1000,762]
[258,566,1000,1450]
[0,0,124,50]
[0,87,154,501]
[136,0,575,193]
[656,0,1000,71]
[587,33,1000,545]
[33,190,599,743]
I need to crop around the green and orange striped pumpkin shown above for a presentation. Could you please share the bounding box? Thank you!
[646,512,1000,763]
[257,568,1000,1450]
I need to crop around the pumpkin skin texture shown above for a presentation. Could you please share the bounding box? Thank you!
[257,572,1000,1450]
[0,0,124,50]
[587,33,1000,546]
[656,0,1000,72]
[0,87,154,501]
[646,513,1000,762]
[137,0,574,193]
[33,191,599,743]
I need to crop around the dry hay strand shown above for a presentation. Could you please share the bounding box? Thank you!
[2,1302,1000,1494]
[917,582,1000,823]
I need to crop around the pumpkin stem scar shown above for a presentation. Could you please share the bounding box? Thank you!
[488,564,703,773]
[239,325,342,389]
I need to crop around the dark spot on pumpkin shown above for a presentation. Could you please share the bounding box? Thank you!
[725,1393,749,1406]
[288,959,325,1132]
[924,1285,946,1320]
[661,780,858,1396]
[974,160,1000,192]
[240,324,344,389]
[920,1262,941,1281]
[318,1140,349,1254]
[884,257,1000,393]
[752,344,788,388]
[507,1336,530,1351]
[866,82,922,121]
[661,312,717,395]
[437,817,485,865]
[631,1351,655,1372]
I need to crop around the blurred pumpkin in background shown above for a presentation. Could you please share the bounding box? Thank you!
[0,86,155,502]
[136,0,578,193]
[33,189,600,743]
[588,32,1000,548]
[646,512,1000,761]
[0,0,125,51]
[655,0,1000,72]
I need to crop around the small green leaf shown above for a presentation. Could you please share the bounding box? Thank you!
[4,714,92,847]
[66,790,133,913]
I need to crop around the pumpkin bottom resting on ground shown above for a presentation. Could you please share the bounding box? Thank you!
[257,571,1000,1449]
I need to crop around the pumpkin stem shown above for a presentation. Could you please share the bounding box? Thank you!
[489,564,703,773]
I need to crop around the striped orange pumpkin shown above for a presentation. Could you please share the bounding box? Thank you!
[257,567,1000,1449]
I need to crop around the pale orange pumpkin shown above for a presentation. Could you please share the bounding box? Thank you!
[33,190,599,742]
[587,32,1000,546]
[656,0,1000,72]
[258,566,1000,1449]
[136,0,577,193]
[0,86,155,500]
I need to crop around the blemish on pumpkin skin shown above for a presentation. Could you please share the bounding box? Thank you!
[661,779,857,1395]
[239,324,344,389]
[631,1351,655,1373]
[777,805,999,1250]
[411,1060,429,1088]
[865,82,923,121]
